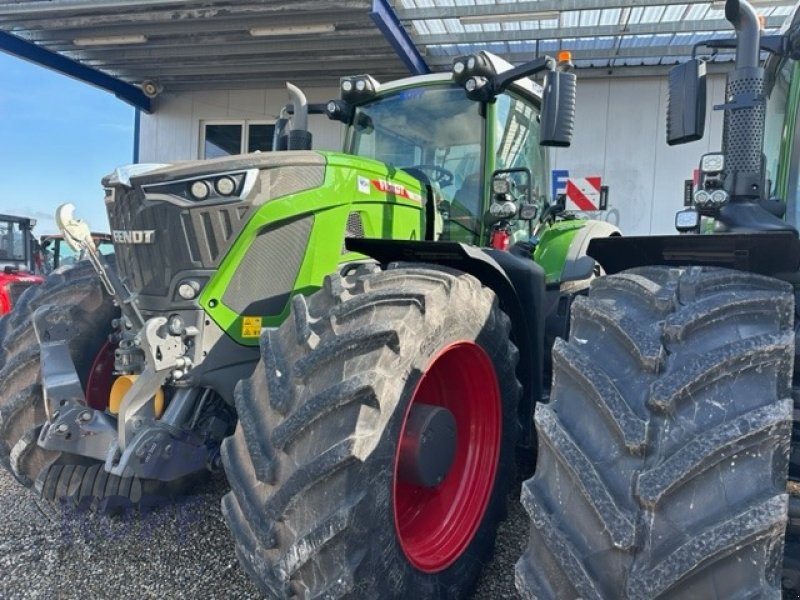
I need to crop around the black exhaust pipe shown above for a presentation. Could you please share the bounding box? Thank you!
[721,0,765,202]
[726,0,761,69]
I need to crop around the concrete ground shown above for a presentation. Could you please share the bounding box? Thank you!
[0,468,527,599]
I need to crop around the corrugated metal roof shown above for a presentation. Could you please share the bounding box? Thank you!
[395,0,794,68]
[0,0,411,92]
[0,0,795,103]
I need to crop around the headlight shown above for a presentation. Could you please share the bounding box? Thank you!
[215,176,236,196]
[190,180,210,201]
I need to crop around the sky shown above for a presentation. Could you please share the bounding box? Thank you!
[0,52,135,234]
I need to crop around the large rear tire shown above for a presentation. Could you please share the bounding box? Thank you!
[222,264,521,598]
[516,266,794,599]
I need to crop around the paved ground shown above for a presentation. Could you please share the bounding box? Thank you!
[0,468,527,599]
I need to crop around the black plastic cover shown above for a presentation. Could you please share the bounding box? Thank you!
[667,59,707,145]
[587,232,800,276]
[539,70,576,148]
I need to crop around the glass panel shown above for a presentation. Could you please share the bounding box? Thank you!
[0,220,26,262]
[349,85,484,243]
[204,124,243,158]
[248,123,275,153]
[494,93,548,206]
[764,58,793,199]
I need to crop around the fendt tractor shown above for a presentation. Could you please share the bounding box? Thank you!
[522,0,800,598]
[0,25,618,600]
[220,0,799,598]
[0,213,42,315]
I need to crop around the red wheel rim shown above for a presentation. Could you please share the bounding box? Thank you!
[85,340,116,411]
[393,341,502,573]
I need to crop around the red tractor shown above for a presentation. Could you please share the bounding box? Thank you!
[0,214,42,315]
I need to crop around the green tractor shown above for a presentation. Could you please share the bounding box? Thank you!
[0,37,613,593]
[516,1,800,598]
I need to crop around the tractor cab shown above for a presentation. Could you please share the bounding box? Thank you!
[38,231,113,274]
[329,51,574,248]
[0,214,43,314]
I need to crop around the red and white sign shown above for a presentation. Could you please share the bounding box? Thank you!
[565,176,602,211]
[371,179,422,203]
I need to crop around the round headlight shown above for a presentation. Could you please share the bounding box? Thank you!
[710,189,728,206]
[465,78,477,92]
[467,56,476,70]
[177,279,200,300]
[694,190,710,207]
[453,61,465,74]
[355,79,366,92]
[190,180,210,201]
[342,80,353,92]
[215,176,236,196]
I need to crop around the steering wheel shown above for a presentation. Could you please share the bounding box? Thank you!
[402,164,455,188]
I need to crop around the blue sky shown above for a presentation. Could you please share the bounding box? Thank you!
[0,52,134,233]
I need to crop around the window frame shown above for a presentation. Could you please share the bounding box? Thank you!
[198,119,275,159]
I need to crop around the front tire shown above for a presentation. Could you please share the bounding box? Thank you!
[222,264,521,598]
[516,266,794,599]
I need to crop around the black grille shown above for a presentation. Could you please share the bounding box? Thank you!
[221,216,314,317]
[342,212,365,254]
[107,190,253,297]
[7,281,35,308]
[105,153,326,300]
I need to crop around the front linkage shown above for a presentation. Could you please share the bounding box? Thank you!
[36,204,230,487]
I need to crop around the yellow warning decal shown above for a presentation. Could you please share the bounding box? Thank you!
[241,316,263,338]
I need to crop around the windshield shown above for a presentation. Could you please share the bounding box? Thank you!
[0,220,27,263]
[348,85,485,241]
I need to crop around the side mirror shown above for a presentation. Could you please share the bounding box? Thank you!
[667,59,707,145]
[540,70,576,147]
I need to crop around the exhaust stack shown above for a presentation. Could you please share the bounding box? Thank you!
[721,0,765,201]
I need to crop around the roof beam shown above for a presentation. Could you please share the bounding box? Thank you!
[370,0,429,74]
[426,44,735,65]
[414,16,785,45]
[0,30,151,112]
[395,0,797,20]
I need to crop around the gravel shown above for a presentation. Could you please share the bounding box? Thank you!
[0,468,527,599]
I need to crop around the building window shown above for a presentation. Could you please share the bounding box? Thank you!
[200,121,275,159]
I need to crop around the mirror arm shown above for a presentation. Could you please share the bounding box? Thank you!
[492,56,556,96]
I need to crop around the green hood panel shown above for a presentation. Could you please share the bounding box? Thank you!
[200,152,425,345]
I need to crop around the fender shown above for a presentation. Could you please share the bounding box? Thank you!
[346,237,544,450]
[588,231,800,276]
[534,218,620,287]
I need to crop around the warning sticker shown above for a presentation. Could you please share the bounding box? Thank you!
[357,175,371,194]
[241,316,263,338]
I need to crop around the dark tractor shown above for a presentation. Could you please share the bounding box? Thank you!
[37,231,113,274]
[518,0,800,598]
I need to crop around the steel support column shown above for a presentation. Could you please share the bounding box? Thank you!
[0,30,151,112]
[370,0,430,75]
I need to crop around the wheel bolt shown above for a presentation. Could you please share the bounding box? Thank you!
[79,411,92,423]
[55,423,69,434]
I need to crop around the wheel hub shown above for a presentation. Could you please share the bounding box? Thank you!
[397,403,457,488]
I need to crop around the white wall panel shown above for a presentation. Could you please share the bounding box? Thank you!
[139,86,343,163]
[553,73,727,235]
